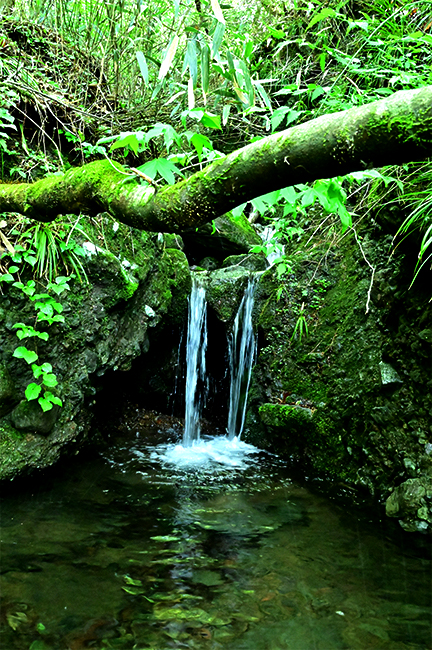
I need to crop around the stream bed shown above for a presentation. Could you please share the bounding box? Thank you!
[1,419,431,650]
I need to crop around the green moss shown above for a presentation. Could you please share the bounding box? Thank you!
[258,403,350,477]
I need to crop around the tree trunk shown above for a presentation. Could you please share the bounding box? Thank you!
[1,86,432,232]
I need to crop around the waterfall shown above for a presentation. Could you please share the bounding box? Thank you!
[183,276,208,446]
[227,275,258,440]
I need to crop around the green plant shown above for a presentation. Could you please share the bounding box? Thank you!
[291,302,308,342]
[14,220,88,282]
[0,251,71,411]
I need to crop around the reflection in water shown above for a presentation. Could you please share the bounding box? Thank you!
[0,427,431,650]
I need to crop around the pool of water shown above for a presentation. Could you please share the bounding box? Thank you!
[1,424,431,650]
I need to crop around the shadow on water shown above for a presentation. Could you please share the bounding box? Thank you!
[1,420,431,650]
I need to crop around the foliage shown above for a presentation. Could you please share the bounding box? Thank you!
[0,216,85,411]
[1,0,432,292]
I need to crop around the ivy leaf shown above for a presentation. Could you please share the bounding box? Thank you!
[38,397,53,412]
[42,373,58,388]
[25,382,42,401]
[43,392,62,407]
[13,347,38,364]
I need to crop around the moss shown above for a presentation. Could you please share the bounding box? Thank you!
[257,403,352,477]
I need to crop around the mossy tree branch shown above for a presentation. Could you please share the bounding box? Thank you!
[1,86,432,232]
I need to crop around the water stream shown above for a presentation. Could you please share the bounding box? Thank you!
[183,275,208,447]
[227,275,258,440]
[1,423,430,650]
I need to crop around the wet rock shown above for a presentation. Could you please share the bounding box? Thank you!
[205,266,252,323]
[385,477,432,532]
[10,400,60,435]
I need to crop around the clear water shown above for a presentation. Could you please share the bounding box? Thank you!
[1,426,431,650]
[184,276,208,446]
[227,276,258,440]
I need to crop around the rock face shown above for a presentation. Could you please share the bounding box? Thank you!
[182,212,262,262]
[0,223,191,481]
[244,229,432,533]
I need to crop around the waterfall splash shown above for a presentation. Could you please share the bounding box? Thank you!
[153,272,259,468]
[227,275,258,440]
[183,275,208,446]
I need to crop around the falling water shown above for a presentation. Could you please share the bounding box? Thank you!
[227,275,258,440]
[183,275,208,446]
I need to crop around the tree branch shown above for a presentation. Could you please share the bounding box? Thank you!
[1,86,431,232]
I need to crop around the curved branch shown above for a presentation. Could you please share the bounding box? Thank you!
[1,86,432,232]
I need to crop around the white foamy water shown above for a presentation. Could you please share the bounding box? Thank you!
[149,435,259,470]
[227,275,258,440]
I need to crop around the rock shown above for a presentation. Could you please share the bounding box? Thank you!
[385,477,432,532]
[0,222,191,481]
[222,253,268,272]
[379,361,403,386]
[182,211,262,261]
[10,400,60,435]
[198,257,220,271]
[205,266,252,323]
[0,363,18,417]
[259,403,313,428]
[418,329,432,343]
[162,233,184,250]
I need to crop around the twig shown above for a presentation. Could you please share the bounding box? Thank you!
[351,227,376,314]
[130,168,159,187]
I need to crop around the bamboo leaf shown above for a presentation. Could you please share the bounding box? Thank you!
[188,76,195,110]
[136,51,149,86]
[187,40,198,88]
[201,43,210,95]
[307,8,338,31]
[211,0,225,24]
[159,35,180,81]
[212,21,225,58]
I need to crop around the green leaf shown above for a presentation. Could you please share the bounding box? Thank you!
[266,25,286,39]
[32,364,43,378]
[38,397,53,412]
[159,35,180,80]
[212,21,225,58]
[13,347,38,364]
[200,113,221,130]
[230,203,246,219]
[222,104,231,126]
[201,43,210,95]
[136,51,149,86]
[307,7,338,31]
[42,373,58,388]
[25,382,42,401]
[187,39,198,88]
[190,133,213,159]
[254,82,272,109]
[43,392,62,407]
[210,0,225,24]
[110,133,141,155]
